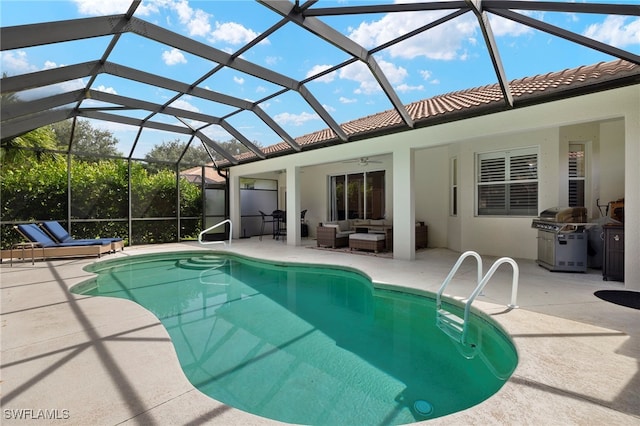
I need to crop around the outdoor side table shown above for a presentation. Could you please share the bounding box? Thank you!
[10,242,43,266]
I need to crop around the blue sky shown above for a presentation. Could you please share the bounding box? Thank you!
[1,0,639,158]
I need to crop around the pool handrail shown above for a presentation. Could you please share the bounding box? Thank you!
[460,257,519,344]
[437,251,519,346]
[436,250,483,311]
[198,219,232,247]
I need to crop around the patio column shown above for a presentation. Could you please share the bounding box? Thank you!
[228,172,242,240]
[285,165,301,246]
[625,89,640,290]
[393,147,415,260]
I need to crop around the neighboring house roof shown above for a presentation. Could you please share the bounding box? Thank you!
[180,165,227,184]
[221,59,639,167]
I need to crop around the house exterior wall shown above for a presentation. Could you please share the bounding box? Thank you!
[229,85,639,287]
[599,119,626,206]
[414,146,449,248]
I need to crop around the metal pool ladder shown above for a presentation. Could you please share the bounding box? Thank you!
[436,251,519,346]
[198,219,233,247]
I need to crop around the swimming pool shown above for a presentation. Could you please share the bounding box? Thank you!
[73,251,518,425]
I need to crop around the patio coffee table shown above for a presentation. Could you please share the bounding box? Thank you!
[349,233,385,253]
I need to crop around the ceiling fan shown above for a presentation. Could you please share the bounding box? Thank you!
[342,157,383,166]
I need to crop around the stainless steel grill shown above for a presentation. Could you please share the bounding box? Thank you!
[532,207,588,272]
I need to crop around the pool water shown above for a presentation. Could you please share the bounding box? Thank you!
[73,251,518,425]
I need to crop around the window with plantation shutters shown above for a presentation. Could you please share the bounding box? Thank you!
[568,143,585,207]
[477,148,538,216]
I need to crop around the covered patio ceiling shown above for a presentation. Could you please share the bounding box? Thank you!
[1,1,639,168]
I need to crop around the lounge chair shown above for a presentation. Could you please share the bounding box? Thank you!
[40,220,124,252]
[3,224,112,261]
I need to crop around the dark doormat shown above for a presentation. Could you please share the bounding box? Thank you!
[594,290,640,310]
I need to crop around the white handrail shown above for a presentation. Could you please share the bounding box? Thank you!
[436,251,519,346]
[460,257,519,345]
[436,250,483,311]
[198,219,232,247]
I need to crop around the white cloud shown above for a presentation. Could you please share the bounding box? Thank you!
[162,48,187,65]
[339,62,377,94]
[0,51,38,75]
[209,21,261,45]
[488,14,534,37]
[419,70,432,80]
[256,86,267,93]
[274,111,320,126]
[172,0,194,23]
[378,58,408,84]
[584,16,640,48]
[265,56,281,66]
[171,0,211,37]
[339,97,357,104]
[395,83,424,93]
[43,60,60,70]
[187,9,212,37]
[348,9,477,61]
[233,76,245,85]
[170,98,199,113]
[74,0,211,37]
[95,85,117,95]
[339,59,407,95]
[306,64,337,83]
[73,0,157,16]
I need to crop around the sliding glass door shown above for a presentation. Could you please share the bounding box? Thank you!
[330,171,385,221]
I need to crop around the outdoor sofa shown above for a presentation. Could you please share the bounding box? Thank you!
[316,219,427,251]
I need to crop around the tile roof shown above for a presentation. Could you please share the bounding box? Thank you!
[180,165,227,184]
[217,59,639,168]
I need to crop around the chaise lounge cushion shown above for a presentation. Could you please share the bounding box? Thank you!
[40,221,124,251]
[17,224,110,248]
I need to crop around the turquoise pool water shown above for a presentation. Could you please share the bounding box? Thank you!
[73,251,518,425]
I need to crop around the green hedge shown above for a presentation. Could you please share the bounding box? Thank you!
[1,157,203,249]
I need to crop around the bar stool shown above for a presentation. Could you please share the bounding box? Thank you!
[259,210,276,241]
[272,210,286,240]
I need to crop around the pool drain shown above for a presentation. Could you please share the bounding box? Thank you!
[414,400,433,416]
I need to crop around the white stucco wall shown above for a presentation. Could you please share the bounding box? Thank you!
[228,85,639,287]
[414,146,449,248]
[599,119,626,207]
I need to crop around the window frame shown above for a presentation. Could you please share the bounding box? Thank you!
[450,157,458,216]
[568,142,587,208]
[475,146,539,217]
[329,170,385,221]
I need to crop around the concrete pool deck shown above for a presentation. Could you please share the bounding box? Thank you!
[1,239,638,425]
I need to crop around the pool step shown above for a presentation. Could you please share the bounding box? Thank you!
[177,255,227,270]
[436,309,464,342]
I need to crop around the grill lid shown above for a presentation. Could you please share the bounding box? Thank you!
[538,207,587,223]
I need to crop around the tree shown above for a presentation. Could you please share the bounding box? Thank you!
[0,72,18,108]
[145,139,211,165]
[51,119,122,157]
[216,139,259,159]
[0,126,60,166]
